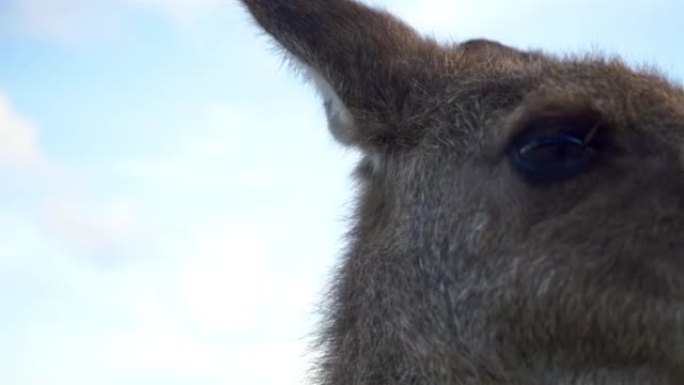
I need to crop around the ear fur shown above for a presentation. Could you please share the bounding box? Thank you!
[298,60,357,146]
[241,0,442,151]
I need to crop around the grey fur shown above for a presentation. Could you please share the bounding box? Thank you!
[240,1,684,384]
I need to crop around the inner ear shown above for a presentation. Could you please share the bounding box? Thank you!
[301,63,357,146]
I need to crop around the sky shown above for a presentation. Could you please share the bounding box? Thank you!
[0,1,683,384]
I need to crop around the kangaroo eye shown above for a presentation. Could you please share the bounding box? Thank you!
[510,134,596,183]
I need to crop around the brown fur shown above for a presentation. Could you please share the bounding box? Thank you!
[240,1,684,384]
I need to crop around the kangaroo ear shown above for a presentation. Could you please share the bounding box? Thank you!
[241,0,442,151]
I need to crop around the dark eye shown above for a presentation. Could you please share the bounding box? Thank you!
[510,134,596,184]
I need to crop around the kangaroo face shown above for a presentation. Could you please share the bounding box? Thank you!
[241,1,684,383]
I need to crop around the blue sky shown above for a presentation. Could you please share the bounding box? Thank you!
[1,1,683,384]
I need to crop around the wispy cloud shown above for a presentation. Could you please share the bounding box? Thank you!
[179,223,275,335]
[41,199,148,262]
[0,93,44,169]
[3,0,230,43]
[123,0,229,26]
[0,91,146,263]
[3,0,123,43]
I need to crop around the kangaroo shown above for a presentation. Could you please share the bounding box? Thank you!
[240,1,684,384]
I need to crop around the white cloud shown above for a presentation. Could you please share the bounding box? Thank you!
[42,199,148,260]
[6,0,123,43]
[4,0,230,42]
[0,93,44,169]
[387,0,599,44]
[388,0,679,58]
[0,91,147,264]
[228,341,312,385]
[179,223,276,335]
[76,220,316,384]
[101,288,230,374]
[124,0,229,26]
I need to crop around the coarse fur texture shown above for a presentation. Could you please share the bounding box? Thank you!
[240,1,684,384]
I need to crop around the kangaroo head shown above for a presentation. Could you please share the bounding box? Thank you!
[242,1,684,384]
